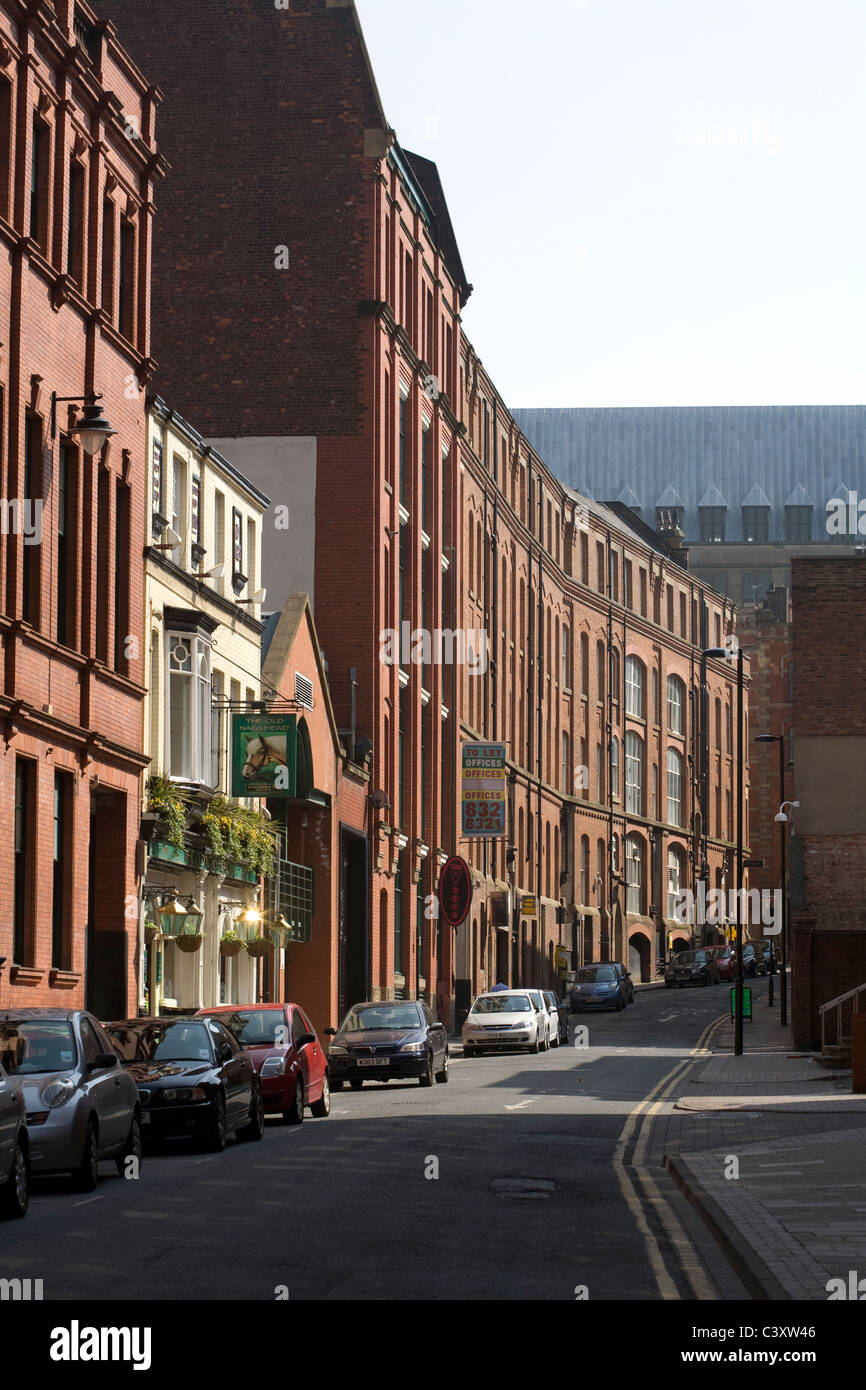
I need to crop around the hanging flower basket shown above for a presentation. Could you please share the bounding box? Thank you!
[246,935,270,958]
[176,932,205,954]
[220,935,244,958]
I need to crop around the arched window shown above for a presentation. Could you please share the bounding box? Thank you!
[580,632,589,695]
[725,703,733,755]
[518,806,525,886]
[625,655,644,717]
[468,522,474,595]
[611,648,621,704]
[666,748,683,827]
[476,520,483,595]
[651,666,659,725]
[715,697,722,751]
[580,835,589,904]
[625,731,643,814]
[596,839,605,908]
[625,834,644,915]
[667,675,685,734]
[596,640,605,703]
[667,845,686,921]
[545,822,551,899]
[611,736,619,796]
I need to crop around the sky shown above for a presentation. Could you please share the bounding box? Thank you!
[355,0,866,410]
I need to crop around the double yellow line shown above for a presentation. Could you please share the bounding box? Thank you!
[611,1013,728,1300]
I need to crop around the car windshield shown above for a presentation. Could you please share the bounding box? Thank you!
[203,1010,285,1045]
[472,995,531,1013]
[674,952,703,964]
[106,1021,213,1064]
[0,1021,77,1075]
[339,1004,421,1032]
[575,966,616,983]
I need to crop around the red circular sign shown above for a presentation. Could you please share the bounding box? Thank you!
[438,856,472,927]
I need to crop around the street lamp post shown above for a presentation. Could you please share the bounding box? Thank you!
[775,800,800,1031]
[755,733,787,1024]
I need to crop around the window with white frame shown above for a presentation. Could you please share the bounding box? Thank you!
[625,834,643,915]
[667,674,685,734]
[610,736,619,796]
[667,846,685,920]
[625,731,643,814]
[666,747,683,827]
[167,629,212,783]
[625,655,644,717]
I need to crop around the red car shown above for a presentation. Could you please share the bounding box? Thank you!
[195,1004,329,1123]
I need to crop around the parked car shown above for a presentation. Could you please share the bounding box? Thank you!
[754,940,777,973]
[0,1008,141,1191]
[0,1060,28,1219]
[543,990,566,1044]
[570,964,629,1011]
[526,989,553,1049]
[106,1016,263,1152]
[715,945,735,982]
[664,949,721,988]
[462,991,542,1055]
[196,1003,329,1123]
[325,1000,448,1088]
[611,962,635,1004]
[741,944,768,978]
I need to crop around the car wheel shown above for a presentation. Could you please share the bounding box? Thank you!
[310,1073,331,1118]
[73,1118,100,1192]
[665,980,674,989]
[702,974,709,986]
[330,1077,344,1092]
[238,1085,265,1141]
[201,1095,227,1153]
[349,1079,363,1091]
[419,1053,434,1087]
[0,1137,29,1219]
[615,995,625,1011]
[435,1051,449,1083]
[115,1116,143,1177]
[283,1077,305,1124]
[529,1033,539,1054]
[463,1045,475,1058]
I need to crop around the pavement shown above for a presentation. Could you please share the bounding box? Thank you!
[655,974,866,1300]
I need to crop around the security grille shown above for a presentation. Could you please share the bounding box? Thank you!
[267,839,312,943]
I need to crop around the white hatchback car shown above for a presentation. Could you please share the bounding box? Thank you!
[462,991,543,1056]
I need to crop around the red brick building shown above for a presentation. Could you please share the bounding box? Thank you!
[95,0,746,1022]
[789,558,866,1049]
[0,0,162,1015]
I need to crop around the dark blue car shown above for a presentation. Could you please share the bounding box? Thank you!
[569,964,629,1012]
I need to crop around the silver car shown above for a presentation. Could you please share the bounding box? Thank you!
[0,1008,142,1191]
[0,1060,29,1218]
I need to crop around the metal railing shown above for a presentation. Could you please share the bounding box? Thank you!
[819,982,866,1052]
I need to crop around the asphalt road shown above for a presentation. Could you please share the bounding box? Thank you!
[2,980,756,1301]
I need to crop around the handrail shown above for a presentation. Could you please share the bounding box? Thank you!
[819,981,866,1052]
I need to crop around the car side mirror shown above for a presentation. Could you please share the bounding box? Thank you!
[296,1032,315,1049]
[218,1042,232,1062]
[89,1052,118,1072]
[324,1027,337,1036]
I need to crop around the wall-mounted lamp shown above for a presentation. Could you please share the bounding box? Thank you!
[151,526,182,552]
[50,391,116,454]
[236,588,267,607]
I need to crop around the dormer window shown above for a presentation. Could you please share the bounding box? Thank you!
[742,506,769,542]
[699,507,726,542]
[784,485,814,541]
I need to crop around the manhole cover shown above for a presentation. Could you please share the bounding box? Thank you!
[490,1177,555,1199]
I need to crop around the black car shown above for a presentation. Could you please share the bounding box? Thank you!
[325,1000,448,1089]
[106,1017,264,1152]
[740,944,768,979]
[664,949,720,988]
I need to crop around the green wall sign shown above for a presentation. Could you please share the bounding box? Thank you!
[231,714,297,798]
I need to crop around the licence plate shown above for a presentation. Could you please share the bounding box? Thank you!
[357,1057,389,1067]
[485,1033,509,1039]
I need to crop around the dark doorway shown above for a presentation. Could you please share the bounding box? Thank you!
[86,789,130,1019]
[338,826,368,1019]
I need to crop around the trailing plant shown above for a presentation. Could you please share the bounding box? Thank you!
[145,776,188,850]
[198,797,278,878]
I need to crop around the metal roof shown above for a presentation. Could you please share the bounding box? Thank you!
[512,405,866,544]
